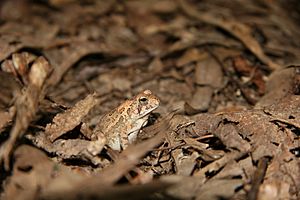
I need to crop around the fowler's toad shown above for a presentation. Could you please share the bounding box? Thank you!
[96,90,160,151]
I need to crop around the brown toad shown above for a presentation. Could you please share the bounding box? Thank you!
[96,90,160,151]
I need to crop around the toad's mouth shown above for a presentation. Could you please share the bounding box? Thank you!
[138,105,159,118]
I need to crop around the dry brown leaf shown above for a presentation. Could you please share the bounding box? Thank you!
[194,54,224,88]
[45,42,108,87]
[42,179,176,200]
[196,179,243,200]
[258,148,300,199]
[2,145,83,200]
[173,149,198,176]
[0,56,52,170]
[0,1,299,199]
[163,175,205,199]
[0,71,21,109]
[188,86,214,111]
[45,93,98,142]
[0,111,12,133]
[255,67,297,108]
[177,0,280,70]
[176,48,207,67]
[39,117,170,199]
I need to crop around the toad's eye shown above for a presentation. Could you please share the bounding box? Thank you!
[139,97,148,104]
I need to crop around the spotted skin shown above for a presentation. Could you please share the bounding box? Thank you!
[96,90,160,151]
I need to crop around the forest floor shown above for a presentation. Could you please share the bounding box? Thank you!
[0,0,300,199]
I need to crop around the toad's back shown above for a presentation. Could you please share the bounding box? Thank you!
[96,90,160,151]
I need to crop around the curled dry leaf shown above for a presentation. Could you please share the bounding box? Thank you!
[45,93,99,142]
[27,93,105,164]
[0,56,52,170]
[1,52,37,83]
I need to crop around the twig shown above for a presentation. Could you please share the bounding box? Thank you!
[247,156,269,200]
